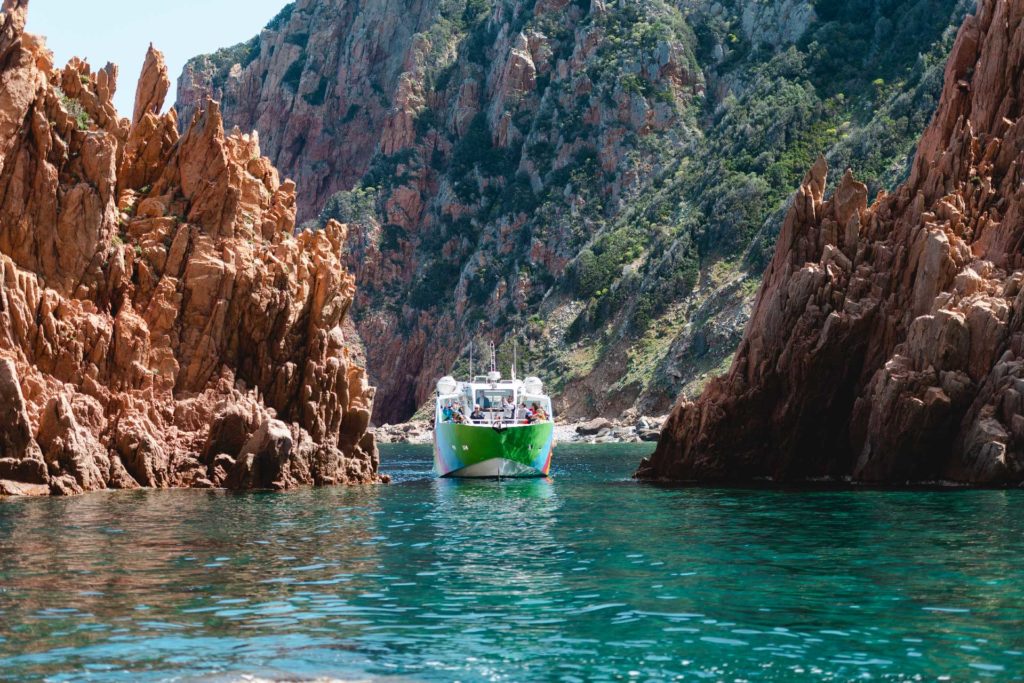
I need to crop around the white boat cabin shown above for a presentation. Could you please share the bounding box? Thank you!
[435,372,553,426]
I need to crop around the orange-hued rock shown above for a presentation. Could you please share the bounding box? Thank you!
[132,43,169,127]
[0,0,379,496]
[638,0,1024,485]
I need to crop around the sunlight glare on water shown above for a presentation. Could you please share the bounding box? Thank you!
[1,443,1023,681]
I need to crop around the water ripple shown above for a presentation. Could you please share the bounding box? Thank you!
[1,443,1023,681]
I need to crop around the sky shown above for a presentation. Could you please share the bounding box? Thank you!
[27,0,290,117]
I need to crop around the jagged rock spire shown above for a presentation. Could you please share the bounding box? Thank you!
[0,3,378,496]
[132,42,169,126]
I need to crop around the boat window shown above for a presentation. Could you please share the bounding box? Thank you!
[475,390,514,410]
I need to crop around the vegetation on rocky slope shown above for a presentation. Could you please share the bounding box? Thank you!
[180,0,974,422]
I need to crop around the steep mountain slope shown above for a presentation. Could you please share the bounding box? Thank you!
[178,0,973,423]
[639,0,1024,484]
[0,0,378,496]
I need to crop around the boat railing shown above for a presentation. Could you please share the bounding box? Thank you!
[441,416,552,426]
[435,393,552,426]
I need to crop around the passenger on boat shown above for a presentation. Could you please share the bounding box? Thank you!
[502,396,515,421]
[470,405,485,422]
[517,402,529,423]
[532,403,548,422]
[441,403,454,422]
[451,403,466,423]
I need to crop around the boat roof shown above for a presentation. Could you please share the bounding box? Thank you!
[438,376,550,399]
[459,378,526,390]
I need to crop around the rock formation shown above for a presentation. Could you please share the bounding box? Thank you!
[0,0,379,496]
[638,0,1024,485]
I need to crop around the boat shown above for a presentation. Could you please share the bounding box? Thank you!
[433,342,554,478]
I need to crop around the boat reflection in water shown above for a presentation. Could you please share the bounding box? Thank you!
[427,476,561,594]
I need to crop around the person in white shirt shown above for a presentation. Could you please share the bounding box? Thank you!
[502,396,515,422]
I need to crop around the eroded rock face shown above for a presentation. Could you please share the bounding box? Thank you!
[176,0,448,224]
[639,0,1024,486]
[0,0,379,496]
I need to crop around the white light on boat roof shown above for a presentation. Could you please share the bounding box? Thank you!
[524,376,543,395]
[487,370,501,382]
[436,376,457,395]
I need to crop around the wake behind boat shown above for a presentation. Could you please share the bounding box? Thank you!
[433,343,554,478]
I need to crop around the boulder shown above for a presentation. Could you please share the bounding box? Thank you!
[226,419,294,490]
[577,418,613,435]
[638,429,661,442]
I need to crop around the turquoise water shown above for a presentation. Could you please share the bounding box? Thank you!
[1,444,1023,682]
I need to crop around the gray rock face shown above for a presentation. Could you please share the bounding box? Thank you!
[740,0,815,46]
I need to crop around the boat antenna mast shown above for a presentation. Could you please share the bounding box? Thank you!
[511,335,518,382]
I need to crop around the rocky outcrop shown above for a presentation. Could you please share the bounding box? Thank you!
[0,0,379,496]
[638,0,1024,486]
[132,44,169,126]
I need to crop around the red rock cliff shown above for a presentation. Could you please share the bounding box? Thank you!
[638,0,1024,485]
[0,0,378,496]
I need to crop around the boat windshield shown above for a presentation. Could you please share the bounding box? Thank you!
[476,389,511,409]
[471,389,514,422]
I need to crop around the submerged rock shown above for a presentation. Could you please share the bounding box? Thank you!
[0,0,378,495]
[639,0,1024,486]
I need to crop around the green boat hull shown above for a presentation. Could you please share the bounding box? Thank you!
[433,421,554,477]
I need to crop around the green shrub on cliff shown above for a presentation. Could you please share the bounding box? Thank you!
[319,186,379,227]
[56,89,89,131]
[546,0,972,406]
[265,3,295,32]
[282,52,306,92]
[181,36,260,94]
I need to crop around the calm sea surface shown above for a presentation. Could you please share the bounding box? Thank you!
[1,443,1022,682]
